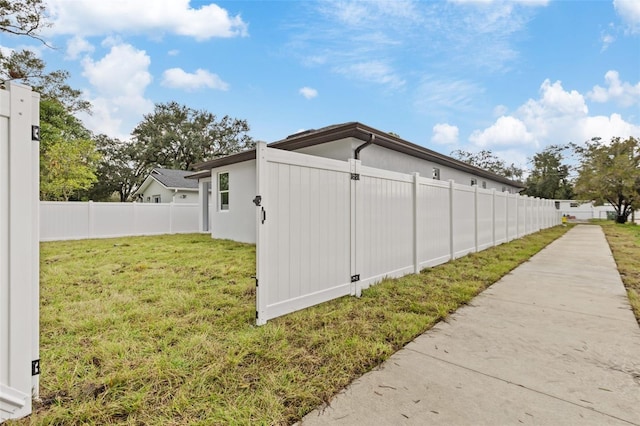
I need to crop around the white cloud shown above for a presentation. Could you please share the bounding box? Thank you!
[334,61,405,89]
[469,116,536,148]
[493,104,508,117]
[431,123,459,145]
[614,0,640,33]
[299,87,318,99]
[587,70,640,107]
[414,77,485,114]
[162,68,229,91]
[46,0,248,40]
[600,33,615,51]
[578,113,640,143]
[65,36,94,60]
[79,43,154,139]
[450,0,549,6]
[467,76,640,153]
[168,49,180,56]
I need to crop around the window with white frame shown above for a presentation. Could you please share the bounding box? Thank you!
[482,181,487,189]
[502,186,507,192]
[471,178,477,186]
[218,172,229,211]
[152,194,161,203]
[432,167,440,180]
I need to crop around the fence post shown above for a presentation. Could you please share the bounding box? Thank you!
[413,173,420,274]
[491,189,496,246]
[449,180,454,260]
[474,184,479,252]
[0,82,40,422]
[255,142,268,325]
[349,158,360,296]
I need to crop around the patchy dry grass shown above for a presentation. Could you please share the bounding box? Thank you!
[600,221,640,324]
[16,227,569,425]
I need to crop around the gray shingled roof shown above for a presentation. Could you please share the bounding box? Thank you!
[150,168,199,189]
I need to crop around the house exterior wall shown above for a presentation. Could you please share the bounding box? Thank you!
[292,137,520,193]
[210,160,256,243]
[138,180,198,203]
[294,138,358,161]
[355,143,519,192]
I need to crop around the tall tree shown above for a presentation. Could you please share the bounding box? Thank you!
[131,101,255,171]
[39,99,99,200]
[450,149,524,181]
[574,136,640,224]
[523,145,573,199]
[1,0,90,113]
[85,135,145,202]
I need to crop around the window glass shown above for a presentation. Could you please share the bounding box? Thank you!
[432,168,440,180]
[219,172,229,211]
[471,178,477,186]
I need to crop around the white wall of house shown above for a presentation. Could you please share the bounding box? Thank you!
[294,138,358,161]
[293,137,520,193]
[210,160,256,244]
[137,180,198,203]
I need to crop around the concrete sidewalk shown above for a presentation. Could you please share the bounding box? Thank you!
[301,225,640,426]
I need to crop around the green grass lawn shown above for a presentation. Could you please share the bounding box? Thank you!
[19,227,570,425]
[600,221,640,324]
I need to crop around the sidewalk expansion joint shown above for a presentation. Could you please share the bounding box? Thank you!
[483,295,632,322]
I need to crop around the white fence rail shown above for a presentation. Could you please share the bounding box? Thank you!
[40,202,200,242]
[255,144,561,325]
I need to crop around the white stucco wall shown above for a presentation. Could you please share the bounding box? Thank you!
[210,160,256,244]
[296,138,520,193]
[358,143,519,192]
[294,138,358,161]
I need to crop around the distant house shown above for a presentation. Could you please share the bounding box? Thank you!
[554,200,639,221]
[134,168,199,203]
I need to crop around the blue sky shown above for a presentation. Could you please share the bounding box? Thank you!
[3,0,639,169]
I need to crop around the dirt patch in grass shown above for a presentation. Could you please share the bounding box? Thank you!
[13,227,570,425]
[600,222,640,324]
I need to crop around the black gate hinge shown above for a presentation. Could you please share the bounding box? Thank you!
[256,311,259,319]
[253,195,262,206]
[32,359,40,376]
[351,173,360,181]
[351,274,360,282]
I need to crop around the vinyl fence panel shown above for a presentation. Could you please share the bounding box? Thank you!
[356,166,415,291]
[40,202,199,241]
[417,178,451,268]
[254,142,561,325]
[494,191,508,245]
[452,183,476,258]
[476,187,494,251]
[256,147,353,324]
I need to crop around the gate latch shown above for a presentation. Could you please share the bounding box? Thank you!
[253,195,262,206]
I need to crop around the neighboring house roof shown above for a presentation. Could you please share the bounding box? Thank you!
[188,122,524,188]
[134,168,199,196]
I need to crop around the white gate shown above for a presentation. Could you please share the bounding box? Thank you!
[255,143,560,325]
[0,83,40,421]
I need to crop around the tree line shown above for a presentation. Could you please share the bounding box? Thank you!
[2,0,639,222]
[450,138,639,224]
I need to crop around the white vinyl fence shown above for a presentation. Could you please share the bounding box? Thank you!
[255,143,560,325]
[1,83,40,422]
[40,202,200,241]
